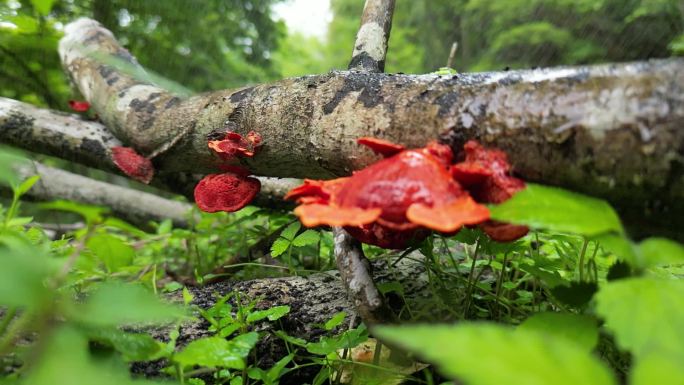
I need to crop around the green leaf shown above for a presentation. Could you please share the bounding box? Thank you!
[270,238,291,257]
[0,148,27,186]
[174,333,258,369]
[292,230,320,247]
[550,281,598,308]
[86,233,135,272]
[87,328,164,362]
[631,353,684,385]
[306,325,367,355]
[374,323,615,385]
[39,200,108,225]
[490,184,624,236]
[273,330,307,347]
[74,283,185,327]
[323,311,347,331]
[638,238,684,267]
[182,287,194,306]
[13,175,40,197]
[595,277,684,359]
[23,326,161,385]
[593,233,638,266]
[30,0,56,16]
[280,222,301,241]
[0,239,54,308]
[246,305,290,323]
[518,312,599,352]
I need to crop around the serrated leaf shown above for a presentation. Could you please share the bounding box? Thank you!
[246,305,290,323]
[490,184,624,236]
[374,323,615,385]
[280,222,301,241]
[518,312,599,352]
[270,238,291,257]
[292,230,319,247]
[174,333,258,369]
[86,233,135,272]
[595,278,684,360]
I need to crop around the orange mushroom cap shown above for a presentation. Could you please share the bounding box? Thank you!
[111,146,154,184]
[286,139,492,248]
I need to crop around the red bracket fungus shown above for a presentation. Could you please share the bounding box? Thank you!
[286,138,528,249]
[194,130,263,213]
[111,146,154,184]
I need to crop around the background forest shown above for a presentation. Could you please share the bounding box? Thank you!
[1,1,684,385]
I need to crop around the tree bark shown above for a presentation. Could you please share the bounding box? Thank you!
[58,18,684,236]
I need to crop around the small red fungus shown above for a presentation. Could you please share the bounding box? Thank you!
[286,138,527,248]
[68,100,91,112]
[111,146,154,184]
[194,173,261,213]
[208,130,262,160]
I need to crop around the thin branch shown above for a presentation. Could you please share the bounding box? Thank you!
[15,161,195,228]
[334,0,397,328]
[348,0,396,72]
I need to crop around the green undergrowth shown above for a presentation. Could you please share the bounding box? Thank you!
[0,148,682,385]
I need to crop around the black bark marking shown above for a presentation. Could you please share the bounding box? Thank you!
[434,91,460,117]
[164,97,181,109]
[230,87,255,103]
[79,138,107,159]
[348,51,384,73]
[323,73,384,114]
[2,111,35,133]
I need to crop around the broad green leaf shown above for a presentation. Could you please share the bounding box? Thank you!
[87,328,164,362]
[292,230,320,247]
[490,184,624,236]
[270,238,291,257]
[280,222,301,241]
[0,240,54,308]
[74,283,185,327]
[23,326,161,385]
[246,305,290,323]
[0,148,27,185]
[103,217,148,238]
[30,0,57,15]
[638,238,684,267]
[13,175,40,197]
[323,311,347,331]
[375,323,615,385]
[174,333,258,369]
[86,233,135,272]
[631,353,684,385]
[518,312,599,352]
[595,278,684,359]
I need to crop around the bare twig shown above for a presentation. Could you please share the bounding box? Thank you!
[349,0,396,72]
